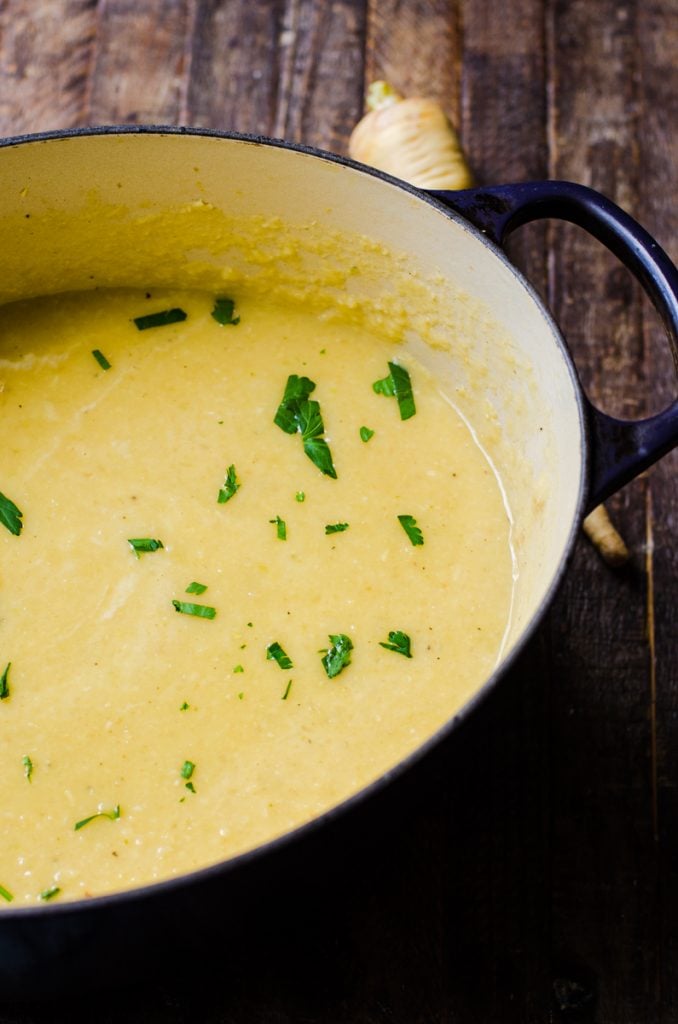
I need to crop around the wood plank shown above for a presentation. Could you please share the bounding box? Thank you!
[88,0,198,125]
[186,0,366,152]
[545,0,662,1018]
[0,0,98,135]
[635,2,678,1018]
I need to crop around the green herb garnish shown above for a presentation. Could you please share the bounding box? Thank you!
[274,375,337,478]
[269,516,287,540]
[211,297,240,326]
[22,754,33,782]
[233,664,244,673]
[185,781,196,794]
[295,491,305,503]
[180,702,190,711]
[91,349,111,370]
[39,886,60,902]
[282,680,292,701]
[0,662,10,700]
[0,884,13,903]
[379,630,413,658]
[325,523,349,535]
[218,464,240,504]
[128,537,164,558]
[0,492,23,536]
[373,362,416,420]
[360,426,375,442]
[172,600,217,619]
[321,634,353,679]
[133,308,187,331]
[397,514,424,546]
[74,805,121,831]
[185,581,207,595]
[266,641,293,670]
[180,760,195,780]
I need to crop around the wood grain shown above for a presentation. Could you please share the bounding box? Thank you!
[0,0,98,135]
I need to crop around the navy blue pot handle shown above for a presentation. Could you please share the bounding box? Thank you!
[428,181,678,512]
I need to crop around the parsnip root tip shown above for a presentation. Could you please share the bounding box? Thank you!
[582,504,630,568]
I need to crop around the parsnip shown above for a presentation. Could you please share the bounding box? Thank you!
[582,504,630,567]
[349,81,473,190]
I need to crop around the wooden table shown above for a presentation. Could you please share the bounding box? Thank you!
[0,2,676,1021]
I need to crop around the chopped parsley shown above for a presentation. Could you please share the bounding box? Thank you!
[360,426,375,442]
[295,491,305,503]
[180,760,195,780]
[185,781,196,794]
[0,662,10,700]
[321,634,353,679]
[0,884,13,903]
[211,297,240,325]
[282,680,293,701]
[22,754,33,782]
[39,886,61,902]
[133,308,187,330]
[185,581,207,595]
[91,349,111,370]
[172,600,217,619]
[372,362,416,420]
[269,515,287,540]
[0,491,23,536]
[398,514,424,546]
[379,630,413,658]
[267,641,293,670]
[74,805,121,831]
[180,701,190,711]
[325,522,349,535]
[128,537,164,558]
[218,464,240,504]
[233,664,244,673]
[274,375,337,478]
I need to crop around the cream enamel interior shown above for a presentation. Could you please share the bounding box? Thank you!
[0,132,584,904]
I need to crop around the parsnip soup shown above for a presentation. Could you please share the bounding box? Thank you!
[0,287,513,905]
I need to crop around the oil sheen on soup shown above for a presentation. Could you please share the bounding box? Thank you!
[0,287,513,905]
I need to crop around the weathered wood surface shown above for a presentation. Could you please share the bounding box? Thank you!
[0,0,676,1020]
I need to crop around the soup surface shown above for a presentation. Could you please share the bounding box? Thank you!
[0,288,513,905]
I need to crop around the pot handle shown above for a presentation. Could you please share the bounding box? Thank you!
[428,181,678,510]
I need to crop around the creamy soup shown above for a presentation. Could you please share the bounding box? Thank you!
[0,287,513,905]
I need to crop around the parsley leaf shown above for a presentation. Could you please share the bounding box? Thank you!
[39,886,60,902]
[22,754,33,782]
[211,297,240,326]
[185,581,207,595]
[325,523,349,534]
[321,634,353,679]
[274,375,316,433]
[0,662,10,701]
[91,349,111,370]
[0,884,13,903]
[379,630,413,658]
[172,600,217,619]
[180,760,195,780]
[74,805,121,831]
[295,491,305,503]
[128,537,164,558]
[398,514,424,546]
[0,491,23,536]
[269,516,287,540]
[133,308,187,330]
[282,680,292,701]
[274,377,337,478]
[360,426,374,442]
[267,641,293,670]
[185,781,196,794]
[373,362,416,420]
[218,464,240,504]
